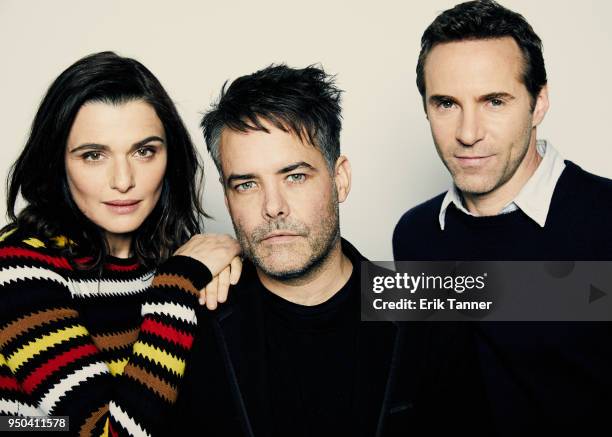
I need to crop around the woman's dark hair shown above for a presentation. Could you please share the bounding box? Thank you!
[4,51,206,269]
[201,64,343,176]
[416,0,547,110]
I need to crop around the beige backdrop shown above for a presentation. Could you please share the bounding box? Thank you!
[1,0,611,260]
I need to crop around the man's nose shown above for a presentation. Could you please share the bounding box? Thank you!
[262,183,289,220]
[456,107,483,147]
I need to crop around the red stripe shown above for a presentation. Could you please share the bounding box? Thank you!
[105,262,140,272]
[141,318,193,349]
[0,247,72,270]
[109,421,118,437]
[0,375,20,392]
[22,344,98,394]
[74,256,140,271]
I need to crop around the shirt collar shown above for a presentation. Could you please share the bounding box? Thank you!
[438,140,566,230]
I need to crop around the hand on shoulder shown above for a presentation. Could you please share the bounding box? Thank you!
[174,234,241,277]
[174,234,243,310]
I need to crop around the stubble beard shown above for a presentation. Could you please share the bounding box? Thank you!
[233,196,341,283]
[443,125,534,196]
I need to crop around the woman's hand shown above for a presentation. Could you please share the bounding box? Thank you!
[174,234,242,310]
[200,255,242,310]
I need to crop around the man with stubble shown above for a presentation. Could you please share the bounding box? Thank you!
[166,64,483,437]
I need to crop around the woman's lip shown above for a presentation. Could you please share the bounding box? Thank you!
[103,200,141,214]
[104,200,141,206]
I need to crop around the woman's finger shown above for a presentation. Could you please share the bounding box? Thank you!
[217,266,231,303]
[204,276,219,310]
[229,256,243,285]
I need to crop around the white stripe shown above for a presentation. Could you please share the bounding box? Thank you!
[39,361,109,414]
[141,302,196,324]
[0,266,154,298]
[0,266,69,289]
[0,399,46,416]
[109,401,150,437]
[70,273,154,298]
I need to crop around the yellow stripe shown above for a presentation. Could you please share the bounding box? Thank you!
[22,237,45,248]
[0,353,7,367]
[0,228,17,242]
[107,358,129,376]
[100,418,109,437]
[50,235,74,248]
[132,342,185,376]
[8,326,89,371]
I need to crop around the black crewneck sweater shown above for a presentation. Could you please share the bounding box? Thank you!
[393,160,612,436]
[262,271,358,437]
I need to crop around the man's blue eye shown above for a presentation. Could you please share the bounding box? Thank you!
[236,181,255,192]
[287,174,306,183]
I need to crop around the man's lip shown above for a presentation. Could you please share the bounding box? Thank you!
[261,232,300,241]
[103,200,141,206]
[455,155,494,159]
[454,155,494,166]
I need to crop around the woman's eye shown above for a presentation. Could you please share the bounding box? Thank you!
[287,174,306,183]
[82,151,103,161]
[135,147,155,158]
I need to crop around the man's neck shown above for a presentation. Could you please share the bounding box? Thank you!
[257,242,353,306]
[463,137,542,216]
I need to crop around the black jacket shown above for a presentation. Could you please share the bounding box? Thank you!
[166,240,486,436]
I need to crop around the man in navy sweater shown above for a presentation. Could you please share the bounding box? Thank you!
[393,0,612,435]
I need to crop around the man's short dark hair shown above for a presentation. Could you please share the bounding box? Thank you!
[201,64,342,175]
[416,0,547,108]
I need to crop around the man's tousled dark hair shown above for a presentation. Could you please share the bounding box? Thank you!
[200,64,343,175]
[416,0,547,108]
[4,51,206,269]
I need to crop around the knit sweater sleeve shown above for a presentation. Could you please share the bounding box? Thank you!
[0,241,211,436]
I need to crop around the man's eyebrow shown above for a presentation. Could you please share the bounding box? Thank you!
[428,93,517,106]
[428,95,457,105]
[277,161,316,174]
[225,162,317,186]
[226,173,256,185]
[68,136,165,154]
[478,92,515,102]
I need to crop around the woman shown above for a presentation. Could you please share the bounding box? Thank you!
[0,51,239,435]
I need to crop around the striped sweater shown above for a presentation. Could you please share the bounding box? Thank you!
[0,228,211,436]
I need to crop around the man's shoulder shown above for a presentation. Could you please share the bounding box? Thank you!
[392,192,447,261]
[393,192,446,237]
[547,162,612,254]
[558,161,612,209]
[200,260,263,323]
[563,160,612,189]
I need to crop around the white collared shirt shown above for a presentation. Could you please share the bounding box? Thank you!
[438,140,566,230]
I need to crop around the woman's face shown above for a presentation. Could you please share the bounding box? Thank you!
[65,100,167,245]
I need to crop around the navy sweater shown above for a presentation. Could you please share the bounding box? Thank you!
[393,161,612,436]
